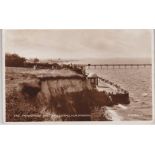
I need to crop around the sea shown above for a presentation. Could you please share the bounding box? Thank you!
[77,58,153,121]
[86,67,152,121]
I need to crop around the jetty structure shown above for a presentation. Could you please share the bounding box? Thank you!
[86,63,151,69]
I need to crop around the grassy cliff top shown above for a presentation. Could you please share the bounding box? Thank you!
[6,67,85,80]
[36,68,84,80]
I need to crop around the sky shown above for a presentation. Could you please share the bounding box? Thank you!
[4,29,153,60]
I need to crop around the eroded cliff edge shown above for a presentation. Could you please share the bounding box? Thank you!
[6,68,112,121]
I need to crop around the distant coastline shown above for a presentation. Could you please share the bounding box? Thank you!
[71,57,152,65]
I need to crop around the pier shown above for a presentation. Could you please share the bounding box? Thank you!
[86,64,152,69]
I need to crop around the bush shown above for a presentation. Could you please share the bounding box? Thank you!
[5,53,26,67]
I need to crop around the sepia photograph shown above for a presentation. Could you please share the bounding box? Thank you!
[3,29,153,122]
[1,1,155,155]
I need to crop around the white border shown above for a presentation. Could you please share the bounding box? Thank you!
[0,30,2,123]
[2,30,5,123]
[152,30,155,123]
[2,29,155,125]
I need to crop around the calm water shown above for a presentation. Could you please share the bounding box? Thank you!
[86,66,152,121]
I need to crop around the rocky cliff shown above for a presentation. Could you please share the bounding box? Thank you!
[6,68,112,121]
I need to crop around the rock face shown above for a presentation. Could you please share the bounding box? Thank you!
[36,78,94,121]
[40,78,92,98]
[36,77,114,121]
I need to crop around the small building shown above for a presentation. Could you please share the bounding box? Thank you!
[87,73,98,88]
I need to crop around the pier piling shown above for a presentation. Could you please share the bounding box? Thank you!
[86,64,151,69]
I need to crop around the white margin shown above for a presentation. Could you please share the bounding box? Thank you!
[2,30,5,123]
[0,30,2,124]
[152,29,155,123]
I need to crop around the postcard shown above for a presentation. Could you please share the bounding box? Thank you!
[1,29,154,123]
